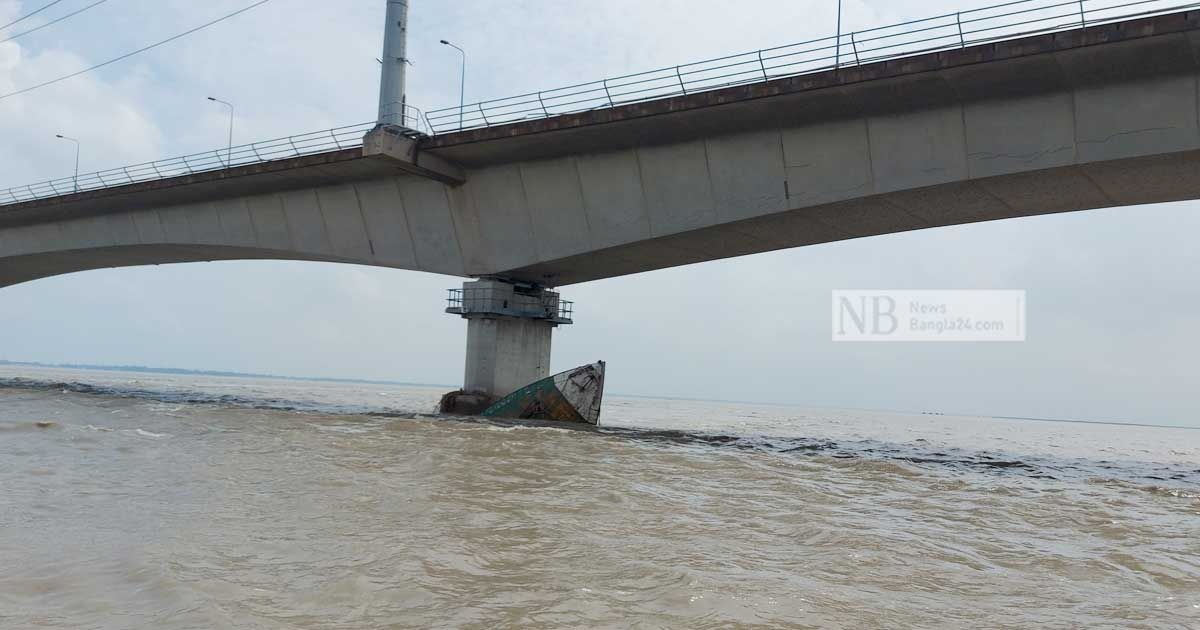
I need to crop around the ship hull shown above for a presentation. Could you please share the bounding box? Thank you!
[481,361,606,425]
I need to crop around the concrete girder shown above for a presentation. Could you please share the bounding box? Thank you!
[3,14,1200,289]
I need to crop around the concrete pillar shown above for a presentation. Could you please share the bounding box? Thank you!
[446,279,573,398]
[463,316,554,396]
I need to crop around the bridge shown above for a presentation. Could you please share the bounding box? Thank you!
[2,1,1199,404]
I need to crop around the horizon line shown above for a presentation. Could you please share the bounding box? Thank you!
[1,358,1195,431]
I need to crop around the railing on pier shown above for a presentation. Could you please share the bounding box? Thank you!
[446,288,574,324]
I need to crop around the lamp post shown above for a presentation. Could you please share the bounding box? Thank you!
[207,96,235,167]
[440,39,466,131]
[378,0,410,127]
[836,0,843,69]
[55,134,80,193]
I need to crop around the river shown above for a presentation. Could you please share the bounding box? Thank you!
[1,366,1197,629]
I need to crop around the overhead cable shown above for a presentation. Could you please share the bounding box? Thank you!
[0,0,273,101]
[0,0,110,44]
[0,0,69,31]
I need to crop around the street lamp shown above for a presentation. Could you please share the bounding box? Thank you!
[835,0,843,69]
[55,134,80,193]
[207,96,235,167]
[440,39,466,131]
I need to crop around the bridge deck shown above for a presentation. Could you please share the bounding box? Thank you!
[2,7,1197,225]
[2,9,1199,288]
[424,9,1200,167]
[0,148,391,229]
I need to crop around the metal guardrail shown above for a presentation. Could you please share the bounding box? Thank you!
[425,0,1200,133]
[446,287,574,323]
[0,107,427,207]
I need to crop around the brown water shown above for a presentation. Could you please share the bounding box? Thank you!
[1,366,1198,629]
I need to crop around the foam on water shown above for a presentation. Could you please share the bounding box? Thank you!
[1,371,1197,489]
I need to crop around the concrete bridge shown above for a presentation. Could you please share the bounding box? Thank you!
[3,9,1200,401]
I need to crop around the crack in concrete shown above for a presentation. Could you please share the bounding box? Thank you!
[1077,126,1178,145]
[968,146,1073,163]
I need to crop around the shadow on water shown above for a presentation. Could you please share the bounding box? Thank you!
[3,377,1198,489]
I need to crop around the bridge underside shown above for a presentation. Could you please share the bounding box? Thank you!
[5,146,1194,289]
[498,148,1200,285]
[0,245,370,288]
[3,13,1200,290]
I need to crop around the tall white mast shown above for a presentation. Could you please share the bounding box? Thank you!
[378,0,410,127]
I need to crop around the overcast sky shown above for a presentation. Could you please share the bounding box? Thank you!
[1,0,1197,427]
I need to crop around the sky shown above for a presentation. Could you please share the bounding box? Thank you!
[0,0,1197,427]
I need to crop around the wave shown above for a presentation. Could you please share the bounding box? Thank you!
[2,376,1197,490]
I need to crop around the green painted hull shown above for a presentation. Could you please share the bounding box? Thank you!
[481,362,605,425]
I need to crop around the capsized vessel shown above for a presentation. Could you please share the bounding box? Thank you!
[481,361,606,425]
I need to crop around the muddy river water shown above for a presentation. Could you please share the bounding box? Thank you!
[1,366,1197,629]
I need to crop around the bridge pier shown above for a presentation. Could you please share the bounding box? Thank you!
[440,279,573,415]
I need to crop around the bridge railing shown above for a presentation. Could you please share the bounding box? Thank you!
[4,0,1198,207]
[0,106,429,207]
[424,0,1200,133]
